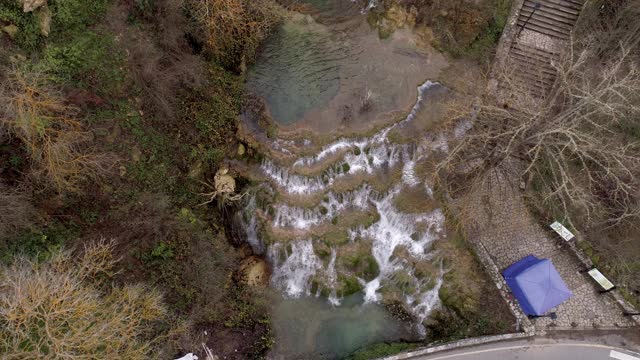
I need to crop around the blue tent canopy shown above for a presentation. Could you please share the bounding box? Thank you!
[502,255,573,316]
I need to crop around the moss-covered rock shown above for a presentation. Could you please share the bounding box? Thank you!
[438,276,477,317]
[383,297,414,322]
[313,241,332,261]
[319,228,350,247]
[336,240,380,281]
[337,273,363,297]
[367,2,418,40]
[393,185,437,214]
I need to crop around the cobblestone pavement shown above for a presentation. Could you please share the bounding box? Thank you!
[457,170,636,331]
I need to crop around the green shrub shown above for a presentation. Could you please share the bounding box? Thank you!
[0,1,42,51]
[337,274,362,297]
[38,31,123,94]
[1,220,80,264]
[49,0,108,35]
[0,0,109,51]
[348,342,417,360]
[149,241,175,261]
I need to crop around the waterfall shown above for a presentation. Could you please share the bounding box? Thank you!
[244,80,450,331]
[357,186,445,302]
[269,240,322,297]
[273,185,375,230]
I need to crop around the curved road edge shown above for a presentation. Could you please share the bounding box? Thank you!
[381,331,640,360]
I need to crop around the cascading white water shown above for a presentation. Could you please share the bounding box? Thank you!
[291,81,437,169]
[247,80,452,331]
[269,240,322,297]
[355,186,445,301]
[241,195,266,254]
[325,248,341,306]
[273,185,375,229]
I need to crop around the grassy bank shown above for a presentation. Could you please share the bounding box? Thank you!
[0,0,280,358]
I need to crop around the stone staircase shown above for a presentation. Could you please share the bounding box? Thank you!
[518,0,583,41]
[494,0,587,97]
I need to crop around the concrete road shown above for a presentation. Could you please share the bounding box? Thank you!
[408,340,640,360]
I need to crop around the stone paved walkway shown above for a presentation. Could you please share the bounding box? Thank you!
[457,169,636,332]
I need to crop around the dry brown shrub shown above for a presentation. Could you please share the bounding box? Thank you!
[0,240,167,359]
[187,0,282,69]
[437,1,640,229]
[104,0,206,122]
[0,67,112,193]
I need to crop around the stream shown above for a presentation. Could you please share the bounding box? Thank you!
[240,1,459,358]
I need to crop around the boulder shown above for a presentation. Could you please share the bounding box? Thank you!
[213,167,235,195]
[22,0,47,12]
[2,25,18,39]
[236,143,246,157]
[239,256,269,287]
[36,5,51,36]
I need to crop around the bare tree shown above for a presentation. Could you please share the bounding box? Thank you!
[438,2,640,229]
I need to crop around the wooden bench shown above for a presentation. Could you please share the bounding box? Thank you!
[583,267,616,293]
[550,221,616,294]
[550,221,574,241]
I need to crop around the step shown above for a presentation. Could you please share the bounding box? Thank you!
[516,21,571,40]
[541,0,582,11]
[530,0,582,13]
[514,66,556,86]
[517,16,574,36]
[519,7,578,27]
[508,53,558,77]
[510,78,550,96]
[511,77,551,96]
[520,8,578,27]
[523,1,580,19]
[562,0,586,7]
[517,9,576,31]
[511,41,561,60]
[520,4,579,24]
[509,52,558,75]
[517,18,572,38]
[512,59,556,80]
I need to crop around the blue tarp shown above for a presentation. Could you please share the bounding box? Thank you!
[502,255,573,316]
